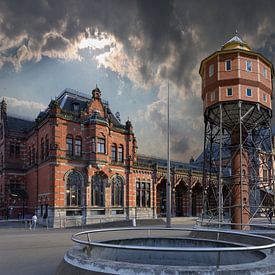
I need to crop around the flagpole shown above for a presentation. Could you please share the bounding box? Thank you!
[166,81,171,228]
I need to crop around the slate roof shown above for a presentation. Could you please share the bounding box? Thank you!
[137,154,203,172]
[6,116,35,132]
[224,35,245,45]
[56,88,125,128]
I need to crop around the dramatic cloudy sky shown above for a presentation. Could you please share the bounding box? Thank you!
[1,0,275,161]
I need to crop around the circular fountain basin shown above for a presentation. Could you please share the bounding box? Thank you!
[56,228,275,274]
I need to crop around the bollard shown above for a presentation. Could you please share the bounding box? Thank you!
[132,217,136,227]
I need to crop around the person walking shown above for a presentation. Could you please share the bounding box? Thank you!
[30,214,37,230]
[267,208,273,224]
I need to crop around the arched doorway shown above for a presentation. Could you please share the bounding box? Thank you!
[175,181,188,217]
[156,179,166,216]
[191,182,203,217]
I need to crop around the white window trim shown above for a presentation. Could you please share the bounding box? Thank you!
[225,59,231,71]
[262,67,267,78]
[226,88,233,96]
[246,88,252,97]
[209,64,214,77]
[210,91,215,101]
[246,60,252,72]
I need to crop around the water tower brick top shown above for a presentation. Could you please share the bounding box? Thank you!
[199,34,274,111]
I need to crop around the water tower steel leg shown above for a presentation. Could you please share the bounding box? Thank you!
[218,103,223,228]
[202,119,208,222]
[239,102,243,230]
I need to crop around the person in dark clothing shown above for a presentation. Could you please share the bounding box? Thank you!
[267,208,273,224]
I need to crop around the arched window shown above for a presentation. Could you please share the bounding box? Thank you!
[111,144,117,162]
[111,175,124,206]
[41,138,44,160]
[66,171,82,206]
[45,135,49,157]
[118,145,124,163]
[66,135,73,156]
[75,137,82,157]
[91,173,107,206]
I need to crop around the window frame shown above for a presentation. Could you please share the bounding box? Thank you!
[75,137,82,157]
[136,180,151,208]
[210,91,216,101]
[246,60,252,72]
[262,67,267,78]
[111,144,117,162]
[97,137,105,154]
[226,87,233,97]
[66,135,73,157]
[118,145,124,163]
[209,64,214,77]
[246,88,252,97]
[225,59,231,71]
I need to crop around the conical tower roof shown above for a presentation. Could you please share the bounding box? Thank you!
[221,32,251,51]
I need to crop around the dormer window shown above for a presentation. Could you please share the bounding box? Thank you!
[72,102,80,112]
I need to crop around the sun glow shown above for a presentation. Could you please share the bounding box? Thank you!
[79,35,114,50]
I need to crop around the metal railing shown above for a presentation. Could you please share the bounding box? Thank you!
[71,227,275,268]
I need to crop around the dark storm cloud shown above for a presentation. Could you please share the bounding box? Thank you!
[1,0,275,85]
[1,0,275,159]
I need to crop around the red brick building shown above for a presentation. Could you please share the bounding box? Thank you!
[0,87,204,227]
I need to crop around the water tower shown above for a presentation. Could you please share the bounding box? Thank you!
[200,33,274,229]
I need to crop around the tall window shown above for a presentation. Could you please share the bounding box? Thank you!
[262,67,267,78]
[226,87,233,96]
[66,171,82,207]
[0,153,3,170]
[225,60,231,71]
[97,138,105,153]
[246,88,252,97]
[246,60,252,72]
[10,143,19,157]
[210,91,215,101]
[118,145,124,162]
[91,137,96,153]
[209,64,214,77]
[111,175,124,206]
[75,137,82,157]
[29,146,31,165]
[91,173,106,206]
[0,124,3,140]
[66,135,73,156]
[41,138,44,160]
[31,146,35,164]
[111,144,117,162]
[136,181,151,207]
[45,135,49,157]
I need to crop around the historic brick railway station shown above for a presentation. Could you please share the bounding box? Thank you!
[0,34,274,227]
[0,86,205,227]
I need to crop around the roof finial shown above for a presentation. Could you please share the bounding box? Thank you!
[235,29,238,36]
[96,84,98,89]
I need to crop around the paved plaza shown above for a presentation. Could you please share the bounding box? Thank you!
[0,218,195,275]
